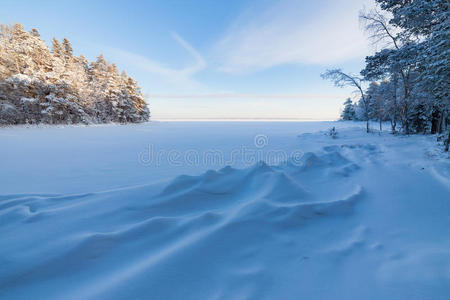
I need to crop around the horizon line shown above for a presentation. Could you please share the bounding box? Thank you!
[151,117,338,122]
[145,93,348,100]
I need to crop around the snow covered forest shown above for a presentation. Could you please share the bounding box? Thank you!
[0,23,150,125]
[325,0,449,149]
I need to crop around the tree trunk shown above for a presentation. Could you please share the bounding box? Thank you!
[361,94,369,133]
[438,109,444,134]
[392,73,398,134]
[400,70,411,135]
[445,109,448,131]
[379,117,382,132]
[391,117,396,133]
[445,130,450,152]
[400,100,410,135]
[431,108,439,134]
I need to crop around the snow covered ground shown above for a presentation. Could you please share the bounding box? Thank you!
[0,121,449,299]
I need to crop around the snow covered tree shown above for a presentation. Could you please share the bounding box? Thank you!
[366,82,387,132]
[324,0,448,149]
[372,0,449,136]
[62,38,73,59]
[0,23,150,125]
[416,5,449,134]
[341,98,356,120]
[361,50,401,133]
[378,79,399,133]
[359,8,418,134]
[51,38,63,58]
[410,102,428,134]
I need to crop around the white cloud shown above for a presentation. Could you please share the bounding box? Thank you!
[169,31,206,74]
[215,0,374,73]
[104,31,207,92]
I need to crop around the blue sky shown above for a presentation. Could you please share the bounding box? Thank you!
[1,0,374,120]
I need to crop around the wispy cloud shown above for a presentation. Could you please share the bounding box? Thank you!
[105,31,207,92]
[169,31,206,74]
[214,0,374,73]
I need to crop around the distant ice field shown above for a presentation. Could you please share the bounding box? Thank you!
[0,121,359,194]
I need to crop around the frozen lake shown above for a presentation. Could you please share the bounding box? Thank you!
[1,121,449,299]
[0,121,356,194]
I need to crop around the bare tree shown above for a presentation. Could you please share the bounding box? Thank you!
[360,8,414,134]
[359,9,401,49]
[321,69,370,133]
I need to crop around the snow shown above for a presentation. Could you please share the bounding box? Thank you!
[0,121,449,299]
[20,97,36,103]
[5,74,34,84]
[0,102,17,112]
[41,106,53,114]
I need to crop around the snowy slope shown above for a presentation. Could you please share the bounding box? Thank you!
[0,122,449,299]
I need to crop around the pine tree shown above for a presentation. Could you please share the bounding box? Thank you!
[0,24,13,79]
[0,23,150,125]
[341,98,355,120]
[51,38,63,58]
[62,38,73,60]
[410,103,428,134]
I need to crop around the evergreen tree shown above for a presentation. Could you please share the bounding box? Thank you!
[62,38,73,59]
[51,38,63,58]
[410,103,428,134]
[0,23,150,125]
[341,98,355,120]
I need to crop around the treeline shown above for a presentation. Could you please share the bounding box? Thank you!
[0,23,149,125]
[322,0,449,149]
